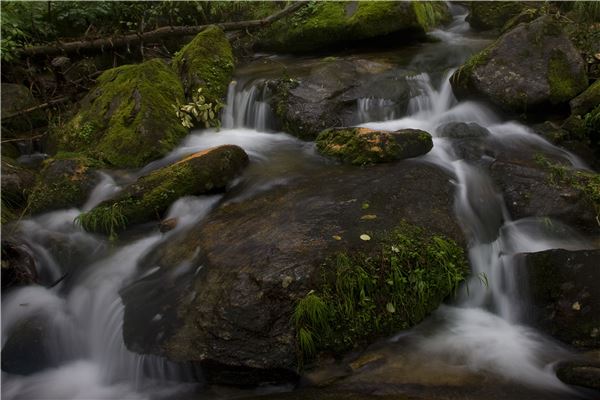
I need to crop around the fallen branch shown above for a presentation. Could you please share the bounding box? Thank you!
[1,96,70,120]
[20,2,306,58]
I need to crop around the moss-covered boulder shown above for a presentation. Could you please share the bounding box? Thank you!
[316,127,433,165]
[256,1,450,54]
[27,154,101,215]
[78,145,248,236]
[570,80,600,116]
[172,25,234,104]
[55,59,187,168]
[520,249,600,349]
[466,1,526,31]
[0,83,47,136]
[120,160,466,385]
[450,16,588,115]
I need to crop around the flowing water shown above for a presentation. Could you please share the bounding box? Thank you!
[2,5,597,399]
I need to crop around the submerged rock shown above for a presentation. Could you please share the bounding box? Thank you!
[520,249,600,349]
[257,1,450,53]
[27,154,101,215]
[316,127,433,165]
[437,122,491,139]
[173,25,235,104]
[450,16,588,115]
[556,351,600,391]
[53,59,187,168]
[78,145,248,235]
[1,317,57,375]
[121,161,465,385]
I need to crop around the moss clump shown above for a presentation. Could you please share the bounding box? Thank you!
[27,154,102,215]
[57,59,187,168]
[294,221,467,363]
[257,1,449,53]
[172,25,234,105]
[535,155,600,219]
[570,80,600,116]
[547,50,588,104]
[450,46,492,93]
[316,127,433,166]
[78,145,248,235]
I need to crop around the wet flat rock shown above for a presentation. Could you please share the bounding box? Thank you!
[121,160,463,385]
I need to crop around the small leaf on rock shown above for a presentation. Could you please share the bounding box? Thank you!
[386,302,396,313]
[332,235,342,241]
[360,234,371,241]
[361,214,377,220]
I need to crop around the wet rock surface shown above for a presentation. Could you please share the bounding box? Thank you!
[1,240,38,290]
[520,249,600,349]
[121,161,464,385]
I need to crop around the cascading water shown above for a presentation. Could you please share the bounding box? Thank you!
[2,4,596,399]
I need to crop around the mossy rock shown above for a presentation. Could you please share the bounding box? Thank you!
[0,83,47,136]
[294,222,467,360]
[451,16,588,115]
[78,145,248,236]
[316,127,433,165]
[256,1,450,53]
[172,25,235,104]
[27,154,102,215]
[466,1,526,31]
[55,59,187,168]
[570,80,600,116]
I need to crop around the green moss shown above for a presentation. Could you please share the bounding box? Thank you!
[547,50,587,104]
[172,25,234,104]
[58,59,187,168]
[294,221,467,364]
[27,155,101,214]
[316,127,432,166]
[258,1,448,53]
[79,145,248,235]
[451,46,492,91]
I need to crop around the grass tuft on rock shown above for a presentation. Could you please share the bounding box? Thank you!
[294,221,467,365]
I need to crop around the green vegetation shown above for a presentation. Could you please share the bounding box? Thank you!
[75,203,127,241]
[467,1,525,31]
[294,222,467,364]
[1,1,283,62]
[56,58,187,168]
[258,1,449,53]
[172,25,234,104]
[173,88,221,129]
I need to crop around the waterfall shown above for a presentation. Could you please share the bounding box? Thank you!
[361,69,590,391]
[356,97,397,123]
[222,80,272,131]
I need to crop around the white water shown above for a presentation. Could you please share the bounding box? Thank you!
[2,5,595,399]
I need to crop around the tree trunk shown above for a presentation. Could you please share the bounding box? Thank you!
[20,2,306,58]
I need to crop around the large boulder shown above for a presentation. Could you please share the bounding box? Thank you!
[268,57,416,140]
[173,25,235,104]
[450,16,588,115]
[78,145,248,235]
[519,249,600,349]
[27,154,102,215]
[316,127,433,165]
[121,161,466,385]
[53,59,187,168]
[466,1,526,31]
[256,1,450,53]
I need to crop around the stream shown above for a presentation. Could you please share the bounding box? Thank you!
[2,5,597,400]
